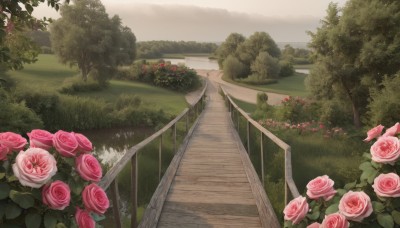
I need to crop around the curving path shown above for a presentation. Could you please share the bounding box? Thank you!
[190,70,288,106]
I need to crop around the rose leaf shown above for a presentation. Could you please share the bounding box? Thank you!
[25,212,42,228]
[377,213,394,228]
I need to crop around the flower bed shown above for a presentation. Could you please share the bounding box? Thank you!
[0,130,109,228]
[283,123,400,228]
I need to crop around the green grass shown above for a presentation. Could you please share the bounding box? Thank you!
[8,54,187,115]
[222,73,309,97]
[231,97,257,113]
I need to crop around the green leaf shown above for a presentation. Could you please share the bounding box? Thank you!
[344,181,356,191]
[25,4,34,14]
[336,189,347,196]
[363,152,372,160]
[0,200,6,218]
[371,161,382,169]
[392,211,400,225]
[392,198,400,208]
[0,165,6,179]
[307,210,320,220]
[377,213,394,228]
[0,183,10,200]
[367,169,379,184]
[359,161,374,171]
[325,203,339,215]
[56,224,67,228]
[7,175,18,182]
[92,213,105,222]
[25,212,42,228]
[372,201,385,213]
[284,220,293,228]
[44,212,58,228]
[9,190,35,209]
[5,202,22,219]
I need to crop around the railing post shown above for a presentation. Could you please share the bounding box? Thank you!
[260,132,264,187]
[131,154,138,228]
[173,123,177,153]
[237,113,240,132]
[110,180,122,228]
[247,121,250,154]
[159,134,163,182]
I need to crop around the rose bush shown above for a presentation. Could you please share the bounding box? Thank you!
[284,122,400,228]
[0,129,109,228]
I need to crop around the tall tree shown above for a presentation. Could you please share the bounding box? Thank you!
[307,1,400,127]
[51,0,136,81]
[215,33,245,68]
[250,52,280,80]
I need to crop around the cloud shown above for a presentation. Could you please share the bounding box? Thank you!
[105,3,321,42]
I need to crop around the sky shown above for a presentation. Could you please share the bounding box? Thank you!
[34,0,348,43]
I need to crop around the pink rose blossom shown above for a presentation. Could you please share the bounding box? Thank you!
[12,148,57,188]
[42,180,71,210]
[283,196,309,224]
[82,183,109,214]
[364,124,384,142]
[76,154,102,182]
[306,175,337,201]
[0,144,9,161]
[308,222,321,228]
[53,130,78,157]
[0,132,27,152]
[74,133,93,153]
[372,173,400,197]
[370,136,400,165]
[75,208,95,228]
[28,129,53,150]
[383,122,400,137]
[321,213,349,228]
[338,191,373,222]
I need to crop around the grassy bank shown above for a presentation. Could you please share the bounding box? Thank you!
[8,54,187,116]
[222,72,309,97]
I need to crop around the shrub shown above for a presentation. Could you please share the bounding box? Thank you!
[59,76,104,94]
[279,60,295,77]
[114,94,142,110]
[236,74,278,85]
[319,99,352,127]
[250,52,280,79]
[367,74,400,127]
[153,63,201,92]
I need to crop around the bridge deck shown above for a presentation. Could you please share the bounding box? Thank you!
[156,82,265,227]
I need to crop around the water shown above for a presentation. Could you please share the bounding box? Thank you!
[295,69,310,74]
[164,56,219,70]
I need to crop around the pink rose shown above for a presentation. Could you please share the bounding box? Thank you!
[308,222,321,228]
[75,208,95,228]
[74,133,93,153]
[306,175,337,201]
[42,180,71,210]
[383,122,400,137]
[372,173,400,197]
[76,154,102,182]
[370,136,400,165]
[0,132,27,152]
[12,148,57,188]
[0,144,9,161]
[364,124,384,142]
[53,130,78,157]
[338,191,373,222]
[321,213,349,228]
[82,183,109,214]
[283,196,309,224]
[27,129,53,150]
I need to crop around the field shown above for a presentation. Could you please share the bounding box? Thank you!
[7,54,188,115]
[222,72,309,97]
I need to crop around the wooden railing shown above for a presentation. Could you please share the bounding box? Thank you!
[99,82,207,228]
[220,87,300,207]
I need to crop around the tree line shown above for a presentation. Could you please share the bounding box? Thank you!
[136,40,218,59]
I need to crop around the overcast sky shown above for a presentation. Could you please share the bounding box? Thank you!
[34,0,348,42]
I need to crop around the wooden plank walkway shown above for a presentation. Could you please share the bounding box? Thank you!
[156,82,276,227]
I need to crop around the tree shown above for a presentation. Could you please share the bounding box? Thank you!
[51,0,136,82]
[237,32,280,66]
[307,1,400,127]
[250,52,280,80]
[223,55,247,80]
[215,33,245,68]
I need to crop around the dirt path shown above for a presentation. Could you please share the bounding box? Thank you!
[187,70,288,106]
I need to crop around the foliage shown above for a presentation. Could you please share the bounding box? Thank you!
[279,60,295,77]
[0,130,108,227]
[59,76,104,94]
[283,124,400,227]
[281,44,312,65]
[307,1,400,127]
[250,51,281,80]
[137,40,217,59]
[215,33,245,68]
[236,75,277,85]
[50,0,136,82]
[367,74,400,127]
[222,55,247,79]
[318,99,353,127]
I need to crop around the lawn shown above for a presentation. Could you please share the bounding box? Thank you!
[7,54,188,115]
[222,72,309,97]
[231,97,257,113]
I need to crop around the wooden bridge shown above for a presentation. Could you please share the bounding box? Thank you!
[99,80,300,228]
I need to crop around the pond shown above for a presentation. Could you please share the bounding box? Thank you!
[164,56,219,70]
[295,69,310,74]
